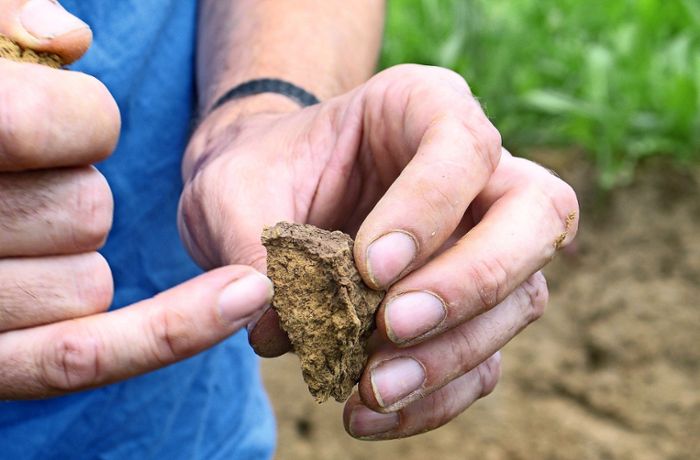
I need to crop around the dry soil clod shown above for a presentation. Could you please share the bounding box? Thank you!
[262,222,385,403]
[0,34,63,68]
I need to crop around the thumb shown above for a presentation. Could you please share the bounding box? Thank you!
[0,0,92,64]
[0,266,273,398]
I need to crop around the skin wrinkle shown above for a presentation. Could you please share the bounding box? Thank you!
[0,172,56,230]
[307,98,366,229]
[180,180,219,270]
[295,111,333,224]
[331,96,368,234]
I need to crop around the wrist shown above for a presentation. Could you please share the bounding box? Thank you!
[202,92,302,124]
[184,93,298,181]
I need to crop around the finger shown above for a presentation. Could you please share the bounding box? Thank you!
[0,167,113,257]
[354,70,502,290]
[246,308,292,358]
[0,0,92,64]
[345,352,501,440]
[0,60,120,171]
[359,275,546,412]
[376,153,579,347]
[0,252,112,331]
[0,266,273,399]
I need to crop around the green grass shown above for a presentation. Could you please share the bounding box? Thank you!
[382,0,700,187]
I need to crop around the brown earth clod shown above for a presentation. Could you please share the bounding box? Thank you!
[262,222,385,403]
[0,34,63,68]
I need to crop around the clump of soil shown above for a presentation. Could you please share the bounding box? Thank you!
[0,34,62,68]
[262,222,384,403]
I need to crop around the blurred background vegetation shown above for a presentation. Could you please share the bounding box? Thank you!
[381,0,700,187]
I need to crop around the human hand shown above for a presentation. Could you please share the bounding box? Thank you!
[180,64,579,439]
[0,0,273,399]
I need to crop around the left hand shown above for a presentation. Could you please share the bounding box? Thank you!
[179,64,579,439]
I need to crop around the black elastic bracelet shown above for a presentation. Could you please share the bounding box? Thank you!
[209,78,320,114]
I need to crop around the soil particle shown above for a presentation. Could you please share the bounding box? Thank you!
[0,34,62,68]
[262,222,384,403]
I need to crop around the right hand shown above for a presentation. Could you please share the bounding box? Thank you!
[0,0,273,399]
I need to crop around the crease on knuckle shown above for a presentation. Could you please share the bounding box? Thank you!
[450,325,480,376]
[421,387,454,432]
[477,355,501,398]
[71,169,113,250]
[73,254,113,315]
[468,257,510,314]
[462,116,501,174]
[147,307,199,365]
[518,272,549,324]
[40,326,103,392]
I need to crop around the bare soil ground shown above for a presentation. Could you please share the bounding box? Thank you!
[261,153,700,460]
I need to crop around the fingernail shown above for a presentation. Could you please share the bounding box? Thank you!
[349,405,399,439]
[385,291,447,344]
[366,231,417,288]
[218,272,273,325]
[21,0,90,39]
[370,357,425,409]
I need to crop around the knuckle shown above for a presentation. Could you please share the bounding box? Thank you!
[79,74,121,159]
[74,253,114,314]
[470,118,502,174]
[451,325,480,372]
[422,388,455,431]
[0,76,44,167]
[532,170,580,242]
[477,353,502,398]
[40,326,103,392]
[71,168,113,250]
[147,307,200,365]
[518,272,549,323]
[548,177,579,220]
[467,257,510,313]
[518,169,580,252]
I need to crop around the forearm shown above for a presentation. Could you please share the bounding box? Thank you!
[196,0,385,114]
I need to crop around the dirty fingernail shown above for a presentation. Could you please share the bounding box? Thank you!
[366,231,417,288]
[371,357,425,409]
[218,272,273,325]
[21,0,90,39]
[385,291,447,344]
[349,405,399,438]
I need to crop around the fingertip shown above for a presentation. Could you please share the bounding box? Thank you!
[13,0,92,64]
[36,26,92,64]
[217,270,273,325]
[247,308,292,358]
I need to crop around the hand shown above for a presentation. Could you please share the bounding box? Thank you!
[0,0,273,399]
[180,64,579,439]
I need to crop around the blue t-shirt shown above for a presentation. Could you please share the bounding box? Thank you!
[0,2,276,459]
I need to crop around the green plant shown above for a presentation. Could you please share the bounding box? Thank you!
[382,0,700,187]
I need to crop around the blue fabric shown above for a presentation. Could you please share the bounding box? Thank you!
[0,2,275,459]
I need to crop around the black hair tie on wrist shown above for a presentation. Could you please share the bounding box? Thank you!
[209,78,320,114]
